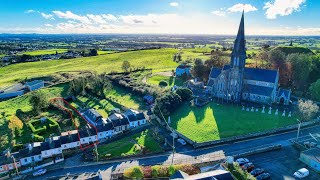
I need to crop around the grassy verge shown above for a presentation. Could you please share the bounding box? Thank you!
[170,102,297,142]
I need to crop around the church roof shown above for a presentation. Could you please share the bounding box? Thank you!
[210,68,221,78]
[244,68,278,83]
[207,79,215,86]
[244,84,274,96]
[223,64,231,71]
[278,88,291,98]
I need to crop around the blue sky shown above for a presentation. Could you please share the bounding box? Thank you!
[0,0,319,35]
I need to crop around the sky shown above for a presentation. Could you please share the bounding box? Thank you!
[0,0,319,35]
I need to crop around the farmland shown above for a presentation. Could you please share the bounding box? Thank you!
[19,49,68,56]
[0,49,178,88]
[170,103,297,142]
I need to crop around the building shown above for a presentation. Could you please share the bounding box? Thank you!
[108,113,130,134]
[122,109,147,128]
[0,153,21,174]
[40,138,62,159]
[96,121,114,140]
[25,80,44,91]
[18,145,42,166]
[300,148,320,172]
[176,64,191,77]
[206,12,291,105]
[79,128,98,145]
[60,133,80,150]
[83,108,104,126]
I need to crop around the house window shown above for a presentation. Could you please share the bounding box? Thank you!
[38,155,41,159]
[24,159,28,163]
[64,145,67,148]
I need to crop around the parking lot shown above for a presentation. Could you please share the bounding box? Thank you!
[246,145,320,180]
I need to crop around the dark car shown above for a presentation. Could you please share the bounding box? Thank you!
[236,158,250,166]
[250,168,265,177]
[256,173,271,180]
[241,162,255,172]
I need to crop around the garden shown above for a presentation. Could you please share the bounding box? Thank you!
[27,117,60,141]
[147,74,184,87]
[97,130,162,159]
[170,102,297,143]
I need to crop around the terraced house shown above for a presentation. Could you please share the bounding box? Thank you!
[207,12,291,105]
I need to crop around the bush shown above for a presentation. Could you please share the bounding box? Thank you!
[47,118,59,129]
[123,166,144,179]
[33,134,44,142]
[28,120,47,134]
[159,81,168,87]
[12,144,24,152]
[227,162,256,180]
[176,88,193,101]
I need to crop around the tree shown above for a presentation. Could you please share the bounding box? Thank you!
[176,88,193,101]
[122,60,131,72]
[154,92,182,117]
[191,59,206,81]
[309,79,320,101]
[19,54,32,62]
[89,49,98,56]
[8,115,23,137]
[159,81,168,87]
[29,90,49,114]
[298,99,319,121]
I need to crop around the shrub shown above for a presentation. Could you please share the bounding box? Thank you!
[227,162,256,180]
[33,134,44,142]
[159,80,168,87]
[28,120,47,134]
[47,118,59,129]
[143,166,152,178]
[123,166,144,179]
[12,144,24,152]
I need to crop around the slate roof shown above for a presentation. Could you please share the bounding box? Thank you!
[96,122,114,132]
[60,133,79,144]
[108,113,129,127]
[126,114,137,122]
[243,84,274,96]
[41,139,61,151]
[223,64,231,71]
[79,128,97,138]
[25,80,44,87]
[278,88,291,98]
[136,112,145,120]
[170,170,189,179]
[209,68,221,79]
[83,108,103,126]
[244,68,278,83]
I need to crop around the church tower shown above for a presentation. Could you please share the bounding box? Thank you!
[227,11,246,102]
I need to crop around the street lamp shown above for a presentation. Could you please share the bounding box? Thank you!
[296,119,302,140]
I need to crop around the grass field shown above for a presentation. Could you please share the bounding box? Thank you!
[0,49,178,88]
[170,103,296,142]
[98,130,161,158]
[147,75,184,87]
[20,49,68,56]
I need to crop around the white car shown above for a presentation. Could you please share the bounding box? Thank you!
[170,132,178,139]
[236,158,250,166]
[33,169,47,176]
[177,138,187,145]
[293,168,309,179]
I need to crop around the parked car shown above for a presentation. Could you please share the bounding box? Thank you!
[241,162,254,172]
[177,138,187,145]
[170,132,178,139]
[293,168,309,179]
[250,168,265,177]
[256,173,271,180]
[33,169,47,176]
[236,158,250,166]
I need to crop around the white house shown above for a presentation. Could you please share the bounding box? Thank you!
[122,109,147,128]
[59,133,80,150]
[108,113,130,134]
[96,121,114,140]
[40,138,62,159]
[19,145,42,166]
[175,64,191,77]
[79,128,98,145]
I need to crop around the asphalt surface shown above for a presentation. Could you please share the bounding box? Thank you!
[31,124,320,180]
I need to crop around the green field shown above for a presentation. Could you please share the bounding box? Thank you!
[170,103,296,142]
[0,49,178,88]
[98,130,161,158]
[147,75,184,87]
[20,49,68,56]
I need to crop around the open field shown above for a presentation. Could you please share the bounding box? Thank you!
[0,49,178,88]
[147,75,184,87]
[170,103,296,143]
[97,130,161,158]
[19,49,68,56]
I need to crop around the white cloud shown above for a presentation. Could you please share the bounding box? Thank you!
[44,24,53,27]
[227,3,258,13]
[41,13,55,20]
[264,0,306,19]
[52,11,92,24]
[102,14,118,21]
[170,2,179,7]
[87,14,107,24]
[212,9,226,17]
[25,10,35,14]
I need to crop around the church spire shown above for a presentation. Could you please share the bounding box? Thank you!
[231,11,246,69]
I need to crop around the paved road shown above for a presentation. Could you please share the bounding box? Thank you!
[33,124,320,180]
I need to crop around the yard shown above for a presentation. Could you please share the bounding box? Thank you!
[97,130,162,158]
[170,103,297,143]
[147,74,184,87]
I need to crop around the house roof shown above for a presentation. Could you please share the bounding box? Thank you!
[41,139,61,151]
[108,113,129,127]
[243,84,274,96]
[126,114,137,122]
[210,68,221,79]
[223,65,231,71]
[244,68,278,83]
[278,88,291,98]
[60,133,79,144]
[177,64,191,69]
[207,79,215,86]
[136,112,145,120]
[79,128,97,138]
[25,80,44,87]
[170,170,189,179]
[96,122,114,132]
[301,148,320,163]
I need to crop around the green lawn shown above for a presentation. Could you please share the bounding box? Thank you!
[98,50,117,55]
[147,75,184,87]
[20,49,68,56]
[170,103,297,143]
[0,49,178,88]
[98,130,161,158]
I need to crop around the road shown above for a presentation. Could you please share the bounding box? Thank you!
[33,124,320,180]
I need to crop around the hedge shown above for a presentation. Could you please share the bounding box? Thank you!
[124,164,200,179]
[28,120,47,134]
[33,134,44,142]
[226,162,256,180]
[47,118,59,129]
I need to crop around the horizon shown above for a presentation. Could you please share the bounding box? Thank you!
[1,0,320,36]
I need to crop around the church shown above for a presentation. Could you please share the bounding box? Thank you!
[207,12,291,105]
